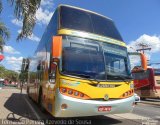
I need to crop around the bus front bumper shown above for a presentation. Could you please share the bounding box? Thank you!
[54,90,135,117]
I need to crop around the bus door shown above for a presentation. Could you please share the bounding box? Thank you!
[40,61,49,109]
[36,62,43,102]
[47,62,57,113]
[46,36,62,113]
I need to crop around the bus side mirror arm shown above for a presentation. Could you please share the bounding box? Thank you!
[49,62,57,83]
[49,36,62,83]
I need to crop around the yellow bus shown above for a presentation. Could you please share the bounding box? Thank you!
[26,5,146,117]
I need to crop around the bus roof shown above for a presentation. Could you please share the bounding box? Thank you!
[35,4,124,54]
[59,5,123,42]
[58,4,113,21]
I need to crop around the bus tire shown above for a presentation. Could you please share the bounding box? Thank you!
[38,87,46,113]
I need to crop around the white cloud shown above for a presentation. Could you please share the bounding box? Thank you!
[3,46,21,55]
[127,34,160,61]
[11,0,54,26]
[28,33,40,42]
[127,34,160,53]
[11,19,23,27]
[5,56,23,71]
[41,0,54,8]
[36,7,53,25]
[36,0,54,25]
[18,30,40,42]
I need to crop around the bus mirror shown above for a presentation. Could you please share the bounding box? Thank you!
[49,73,55,83]
[21,58,30,72]
[49,62,57,83]
[52,36,62,60]
[128,52,147,73]
[140,53,147,71]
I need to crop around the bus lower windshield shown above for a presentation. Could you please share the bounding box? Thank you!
[61,36,130,81]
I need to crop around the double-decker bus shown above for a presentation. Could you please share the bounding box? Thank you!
[26,5,146,117]
[132,67,160,99]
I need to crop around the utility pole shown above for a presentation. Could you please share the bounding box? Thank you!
[148,63,160,66]
[136,43,151,65]
[20,58,30,93]
[136,43,151,54]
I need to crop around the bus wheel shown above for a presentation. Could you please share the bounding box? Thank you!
[38,88,46,112]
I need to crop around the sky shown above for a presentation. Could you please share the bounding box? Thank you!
[0,0,160,71]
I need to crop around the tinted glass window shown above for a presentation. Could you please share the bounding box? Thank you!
[91,14,123,41]
[60,6,123,41]
[60,6,93,33]
[132,70,150,80]
[61,36,130,81]
[154,69,160,76]
[61,36,106,80]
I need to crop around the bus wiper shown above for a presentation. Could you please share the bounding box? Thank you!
[63,71,100,85]
[116,75,133,82]
[107,74,132,83]
[123,76,133,80]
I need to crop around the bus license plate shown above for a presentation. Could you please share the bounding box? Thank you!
[98,106,111,112]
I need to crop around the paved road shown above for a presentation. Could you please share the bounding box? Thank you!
[0,88,38,125]
[133,103,160,121]
[140,99,160,106]
[0,88,159,125]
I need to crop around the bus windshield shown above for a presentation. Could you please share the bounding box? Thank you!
[154,69,160,76]
[103,43,130,80]
[61,36,130,81]
[60,6,123,41]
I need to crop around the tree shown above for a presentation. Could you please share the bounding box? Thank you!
[8,0,41,40]
[0,22,10,52]
[0,65,18,81]
[0,0,10,52]
[0,0,43,41]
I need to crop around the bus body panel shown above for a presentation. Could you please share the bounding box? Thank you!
[59,75,133,99]
[133,68,160,99]
[54,89,134,117]
[27,5,135,117]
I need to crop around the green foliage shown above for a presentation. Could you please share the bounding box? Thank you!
[8,0,41,40]
[19,72,28,82]
[0,22,10,52]
[0,0,43,43]
[0,65,18,81]
[0,0,10,52]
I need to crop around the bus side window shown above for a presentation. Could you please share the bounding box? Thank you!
[49,62,57,83]
[37,62,43,82]
[37,64,41,71]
